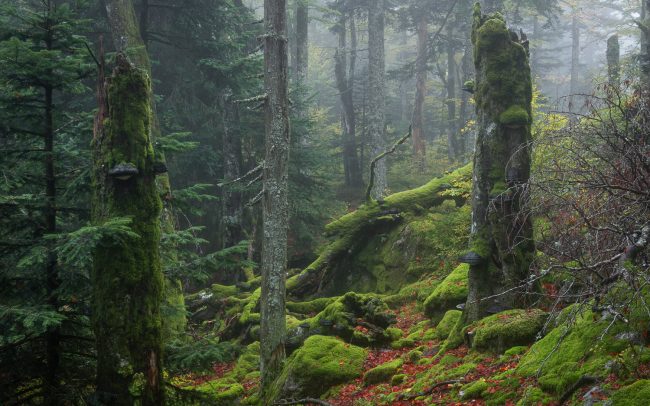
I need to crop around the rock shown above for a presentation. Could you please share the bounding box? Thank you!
[464,309,548,353]
[267,335,367,402]
[363,358,403,386]
[423,264,469,320]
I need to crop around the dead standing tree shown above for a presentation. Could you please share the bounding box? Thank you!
[463,5,535,324]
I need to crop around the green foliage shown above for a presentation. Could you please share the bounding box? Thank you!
[165,337,238,373]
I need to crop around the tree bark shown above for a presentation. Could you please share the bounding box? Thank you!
[92,54,164,406]
[641,0,650,88]
[367,0,387,199]
[334,8,362,188]
[446,23,459,160]
[295,0,308,83]
[464,5,535,324]
[569,9,580,113]
[606,35,620,86]
[221,89,244,249]
[260,0,289,398]
[412,13,427,161]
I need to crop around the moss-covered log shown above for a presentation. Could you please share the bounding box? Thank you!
[464,5,535,323]
[91,55,164,405]
[287,164,471,299]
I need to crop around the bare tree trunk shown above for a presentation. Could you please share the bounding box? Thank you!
[412,13,427,161]
[92,54,164,406]
[569,10,580,113]
[295,0,308,83]
[43,19,60,404]
[335,9,362,188]
[641,0,650,88]
[221,89,244,249]
[260,0,289,398]
[464,6,535,324]
[446,23,459,160]
[367,0,386,199]
[606,35,620,86]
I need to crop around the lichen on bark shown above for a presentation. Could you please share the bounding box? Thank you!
[464,4,535,324]
[91,55,164,405]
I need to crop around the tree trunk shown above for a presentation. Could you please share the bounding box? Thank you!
[43,20,60,403]
[606,35,620,86]
[464,5,535,324]
[641,0,650,88]
[295,0,308,83]
[446,23,459,161]
[335,9,362,188]
[221,89,244,249]
[482,0,504,13]
[92,54,164,406]
[569,10,580,113]
[412,13,427,161]
[104,0,172,199]
[260,0,289,398]
[367,0,387,199]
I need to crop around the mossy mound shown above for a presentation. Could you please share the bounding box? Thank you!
[433,309,462,340]
[460,379,489,400]
[423,264,469,320]
[465,309,547,353]
[193,380,244,405]
[268,335,367,401]
[363,358,403,386]
[516,306,632,395]
[611,380,650,405]
[286,292,397,348]
[499,105,530,126]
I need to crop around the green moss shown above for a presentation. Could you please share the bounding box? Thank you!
[391,374,407,386]
[517,306,631,395]
[434,310,462,340]
[504,346,528,356]
[287,165,472,298]
[460,379,488,400]
[239,288,260,325]
[465,309,547,353]
[423,264,469,319]
[162,279,187,340]
[267,335,367,402]
[391,338,416,349]
[611,380,650,405]
[406,349,423,363]
[92,56,164,404]
[516,386,553,405]
[210,283,238,299]
[364,359,403,386]
[499,105,530,126]
[286,297,336,314]
[194,380,244,405]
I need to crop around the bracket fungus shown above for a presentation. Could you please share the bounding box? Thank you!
[108,162,139,180]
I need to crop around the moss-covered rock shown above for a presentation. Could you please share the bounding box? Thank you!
[193,380,244,405]
[460,379,488,400]
[286,297,336,315]
[391,373,407,386]
[517,306,631,395]
[433,309,462,340]
[611,379,650,405]
[363,359,403,386]
[268,335,367,402]
[516,386,553,405]
[423,264,469,320]
[464,309,547,353]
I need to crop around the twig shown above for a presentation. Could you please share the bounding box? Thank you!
[234,93,268,104]
[247,189,264,207]
[218,163,264,187]
[365,126,412,201]
[399,379,465,400]
[274,398,334,406]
